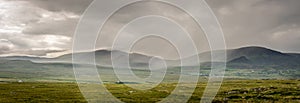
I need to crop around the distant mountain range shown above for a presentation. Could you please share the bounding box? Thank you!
[1,46,300,69]
[226,47,300,69]
[1,50,160,68]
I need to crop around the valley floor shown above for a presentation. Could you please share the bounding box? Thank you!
[0,79,299,103]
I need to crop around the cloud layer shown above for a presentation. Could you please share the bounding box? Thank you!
[207,0,300,53]
[0,0,78,57]
[0,0,299,58]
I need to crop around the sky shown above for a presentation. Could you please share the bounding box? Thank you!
[0,0,299,59]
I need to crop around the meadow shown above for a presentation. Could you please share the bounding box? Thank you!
[0,61,299,102]
[0,79,299,103]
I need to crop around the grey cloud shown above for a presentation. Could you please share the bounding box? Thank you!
[94,1,210,59]
[17,0,89,37]
[0,39,13,54]
[23,18,78,36]
[0,38,65,56]
[29,0,93,14]
[1,0,300,57]
[8,35,71,49]
[16,49,67,56]
[0,0,74,56]
[0,47,10,54]
[207,0,300,53]
[1,34,71,56]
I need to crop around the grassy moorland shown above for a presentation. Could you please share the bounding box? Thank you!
[0,80,299,103]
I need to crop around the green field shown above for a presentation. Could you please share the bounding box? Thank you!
[0,61,299,102]
[0,80,299,103]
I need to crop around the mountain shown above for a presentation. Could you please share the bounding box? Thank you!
[1,46,300,80]
[227,47,300,69]
[0,59,36,67]
[2,50,164,68]
[195,46,300,69]
[228,56,252,64]
[58,50,163,68]
[2,56,48,62]
[229,47,290,64]
[1,46,300,69]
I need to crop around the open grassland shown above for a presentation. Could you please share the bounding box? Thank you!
[0,80,299,103]
[0,82,86,103]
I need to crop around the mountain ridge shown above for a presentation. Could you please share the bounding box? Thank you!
[1,46,300,69]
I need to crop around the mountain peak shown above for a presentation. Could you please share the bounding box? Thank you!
[231,46,286,57]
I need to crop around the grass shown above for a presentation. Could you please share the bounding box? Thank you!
[0,82,86,103]
[0,79,299,103]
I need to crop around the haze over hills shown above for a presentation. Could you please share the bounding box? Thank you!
[1,50,161,68]
[1,46,300,80]
[1,46,300,69]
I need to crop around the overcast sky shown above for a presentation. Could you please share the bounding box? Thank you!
[0,0,299,58]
